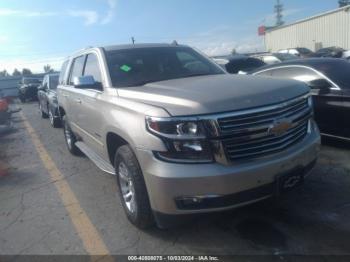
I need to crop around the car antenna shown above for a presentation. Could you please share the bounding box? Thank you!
[131,37,135,45]
[171,40,179,46]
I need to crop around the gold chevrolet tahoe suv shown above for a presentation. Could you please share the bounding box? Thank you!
[57,43,320,228]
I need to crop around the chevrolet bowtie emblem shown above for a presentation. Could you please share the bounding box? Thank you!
[268,119,293,136]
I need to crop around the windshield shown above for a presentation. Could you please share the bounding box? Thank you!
[274,53,299,61]
[226,58,265,74]
[314,60,350,88]
[297,48,313,54]
[105,47,224,87]
[23,78,41,84]
[49,75,59,89]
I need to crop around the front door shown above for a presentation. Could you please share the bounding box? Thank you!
[74,52,105,156]
[311,87,343,136]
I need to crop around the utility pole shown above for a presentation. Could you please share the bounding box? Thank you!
[131,37,135,44]
[275,0,284,26]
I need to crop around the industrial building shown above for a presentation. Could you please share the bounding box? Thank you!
[264,5,350,52]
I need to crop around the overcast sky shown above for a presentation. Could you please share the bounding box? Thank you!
[0,0,338,73]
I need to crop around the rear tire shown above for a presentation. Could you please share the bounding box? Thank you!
[49,107,61,128]
[115,145,154,229]
[39,103,48,118]
[19,95,26,103]
[63,116,81,155]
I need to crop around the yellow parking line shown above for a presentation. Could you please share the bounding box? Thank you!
[20,112,113,261]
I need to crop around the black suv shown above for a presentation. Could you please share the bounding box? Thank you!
[37,73,61,127]
[18,77,42,103]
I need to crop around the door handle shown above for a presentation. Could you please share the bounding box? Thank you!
[63,94,69,98]
[75,99,82,104]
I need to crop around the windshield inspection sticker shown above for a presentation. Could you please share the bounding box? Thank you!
[120,65,132,72]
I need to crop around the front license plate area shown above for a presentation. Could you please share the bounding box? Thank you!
[275,169,304,195]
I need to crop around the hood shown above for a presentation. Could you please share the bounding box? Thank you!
[118,74,309,116]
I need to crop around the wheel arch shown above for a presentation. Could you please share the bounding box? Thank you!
[106,132,129,166]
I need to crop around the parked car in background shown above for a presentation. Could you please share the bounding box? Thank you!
[252,53,299,65]
[278,48,314,58]
[314,46,350,60]
[57,44,320,229]
[212,55,266,74]
[18,77,42,103]
[252,58,350,141]
[38,73,61,127]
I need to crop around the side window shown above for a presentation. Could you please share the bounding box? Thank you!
[84,53,102,84]
[263,56,280,64]
[49,76,59,90]
[69,56,86,85]
[59,60,69,85]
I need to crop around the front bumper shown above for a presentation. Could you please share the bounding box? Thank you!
[136,125,321,215]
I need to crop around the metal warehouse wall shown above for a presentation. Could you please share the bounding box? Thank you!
[265,6,350,52]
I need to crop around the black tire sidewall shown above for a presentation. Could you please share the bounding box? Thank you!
[62,116,80,155]
[115,145,154,228]
[49,107,60,128]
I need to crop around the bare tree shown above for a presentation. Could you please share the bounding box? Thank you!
[12,69,21,76]
[0,70,10,77]
[44,64,54,73]
[22,68,32,76]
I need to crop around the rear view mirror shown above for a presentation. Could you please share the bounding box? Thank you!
[73,76,102,90]
[306,79,331,92]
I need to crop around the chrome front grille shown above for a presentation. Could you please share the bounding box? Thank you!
[215,95,312,161]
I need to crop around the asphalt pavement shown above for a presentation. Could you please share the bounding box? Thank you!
[1,102,350,256]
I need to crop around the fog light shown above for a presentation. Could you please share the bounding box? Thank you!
[177,197,203,209]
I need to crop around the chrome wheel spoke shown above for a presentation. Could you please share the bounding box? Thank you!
[118,162,137,214]
[123,190,133,200]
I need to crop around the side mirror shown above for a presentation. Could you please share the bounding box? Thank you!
[73,76,102,90]
[306,79,331,92]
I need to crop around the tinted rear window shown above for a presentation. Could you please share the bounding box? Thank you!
[23,78,41,84]
[226,58,265,74]
[50,75,59,89]
[297,48,313,54]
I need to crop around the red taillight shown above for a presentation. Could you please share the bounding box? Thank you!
[0,99,9,112]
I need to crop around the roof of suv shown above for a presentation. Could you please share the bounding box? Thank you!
[103,43,187,51]
[67,43,189,59]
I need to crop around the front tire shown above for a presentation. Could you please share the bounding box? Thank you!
[63,116,81,155]
[115,145,154,229]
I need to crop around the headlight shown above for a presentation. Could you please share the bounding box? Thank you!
[308,95,313,108]
[146,116,213,163]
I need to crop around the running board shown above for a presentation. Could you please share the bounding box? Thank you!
[75,142,116,175]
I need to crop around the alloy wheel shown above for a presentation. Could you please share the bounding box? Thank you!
[118,161,136,214]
